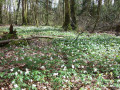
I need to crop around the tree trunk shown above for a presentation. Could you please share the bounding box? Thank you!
[70,0,77,30]
[45,0,49,25]
[63,0,72,31]
[22,0,27,25]
[15,0,20,25]
[0,2,2,24]
[92,0,102,32]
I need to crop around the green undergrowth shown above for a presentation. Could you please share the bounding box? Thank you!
[0,26,120,89]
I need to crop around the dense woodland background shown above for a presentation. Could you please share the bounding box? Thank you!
[0,0,120,31]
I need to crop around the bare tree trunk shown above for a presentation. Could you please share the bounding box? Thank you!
[0,1,2,24]
[15,0,20,25]
[70,0,77,30]
[22,0,27,25]
[63,0,72,31]
[92,0,102,33]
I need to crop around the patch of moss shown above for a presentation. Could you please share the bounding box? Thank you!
[10,40,28,46]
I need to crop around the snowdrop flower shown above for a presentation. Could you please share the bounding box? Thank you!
[64,80,68,83]
[83,70,87,73]
[63,76,66,78]
[12,81,15,84]
[117,80,120,83]
[63,66,67,71]
[94,68,97,72]
[25,68,29,75]
[43,86,47,89]
[15,72,18,76]
[50,57,53,60]
[81,66,84,68]
[32,84,36,87]
[40,66,45,70]
[16,57,18,61]
[72,65,75,69]
[61,64,64,68]
[14,84,18,88]
[10,68,14,72]
[30,79,33,82]
[53,73,58,76]
[29,58,32,61]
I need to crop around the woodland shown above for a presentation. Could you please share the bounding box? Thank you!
[0,0,120,89]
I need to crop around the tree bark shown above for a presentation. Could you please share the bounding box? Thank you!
[92,0,102,33]
[70,0,77,30]
[45,0,49,25]
[15,0,20,25]
[63,0,72,31]
[22,0,27,25]
[0,1,2,24]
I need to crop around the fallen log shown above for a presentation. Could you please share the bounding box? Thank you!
[0,36,63,45]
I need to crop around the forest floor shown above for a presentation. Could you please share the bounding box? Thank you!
[0,26,120,90]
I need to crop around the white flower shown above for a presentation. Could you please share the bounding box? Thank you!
[53,73,58,76]
[43,86,47,89]
[40,66,45,70]
[12,81,15,84]
[1,88,4,90]
[117,79,120,83]
[94,68,97,72]
[83,70,87,73]
[30,79,33,82]
[81,66,84,68]
[25,68,29,75]
[63,66,67,71]
[72,65,75,69]
[10,68,14,72]
[64,80,68,83]
[61,64,64,68]
[16,57,18,61]
[50,57,53,60]
[63,76,66,78]
[15,72,18,76]
[14,84,18,88]
[32,84,36,87]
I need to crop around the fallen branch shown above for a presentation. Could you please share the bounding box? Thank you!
[0,36,63,45]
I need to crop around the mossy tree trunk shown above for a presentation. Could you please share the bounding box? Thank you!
[70,0,77,30]
[22,0,28,25]
[45,0,49,25]
[63,0,72,31]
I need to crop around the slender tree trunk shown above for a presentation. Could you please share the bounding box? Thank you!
[15,0,20,25]
[63,0,72,31]
[92,0,102,33]
[22,0,27,25]
[45,0,49,25]
[35,0,39,27]
[0,2,2,24]
[70,0,77,30]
